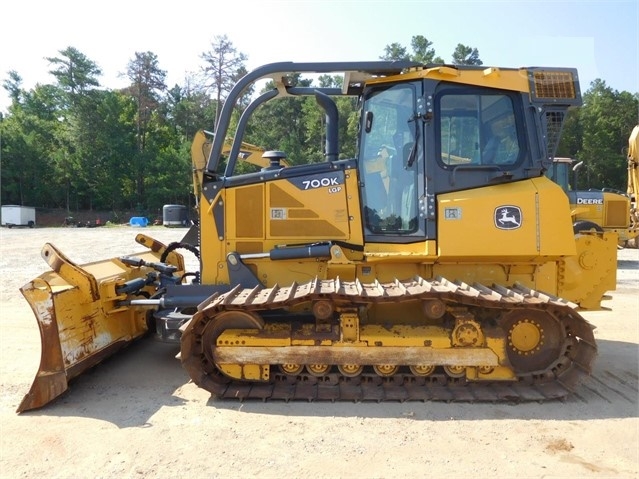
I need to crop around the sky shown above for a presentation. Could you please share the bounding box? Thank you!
[1,0,637,114]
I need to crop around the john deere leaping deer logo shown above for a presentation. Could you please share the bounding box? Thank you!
[494,205,522,230]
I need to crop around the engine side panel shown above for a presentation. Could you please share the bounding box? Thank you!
[437,177,576,260]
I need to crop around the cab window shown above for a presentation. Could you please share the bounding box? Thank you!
[439,93,520,166]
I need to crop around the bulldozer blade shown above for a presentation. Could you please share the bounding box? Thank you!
[17,235,184,413]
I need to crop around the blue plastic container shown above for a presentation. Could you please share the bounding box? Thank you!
[129,216,148,227]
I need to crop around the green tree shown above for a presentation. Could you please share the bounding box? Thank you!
[165,71,216,143]
[410,35,445,64]
[0,84,65,208]
[144,131,192,213]
[451,44,483,65]
[200,34,248,128]
[381,36,446,64]
[165,77,216,143]
[73,90,138,211]
[380,42,410,61]
[555,108,582,159]
[46,46,102,101]
[575,79,638,190]
[247,75,313,165]
[124,51,167,208]
[2,70,23,104]
[42,47,110,211]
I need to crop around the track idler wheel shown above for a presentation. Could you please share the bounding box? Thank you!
[182,311,264,391]
[501,309,564,373]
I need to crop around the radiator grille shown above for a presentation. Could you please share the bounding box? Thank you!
[533,71,576,99]
[605,200,629,227]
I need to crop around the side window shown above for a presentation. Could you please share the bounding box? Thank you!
[440,93,520,166]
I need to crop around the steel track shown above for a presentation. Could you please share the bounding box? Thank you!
[180,277,597,403]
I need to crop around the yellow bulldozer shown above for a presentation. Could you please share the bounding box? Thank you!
[17,62,618,413]
[546,126,639,247]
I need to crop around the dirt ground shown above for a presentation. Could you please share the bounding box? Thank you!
[0,226,637,479]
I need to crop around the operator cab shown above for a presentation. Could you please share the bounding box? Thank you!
[358,77,545,243]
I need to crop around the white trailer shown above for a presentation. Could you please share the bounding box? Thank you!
[1,205,36,228]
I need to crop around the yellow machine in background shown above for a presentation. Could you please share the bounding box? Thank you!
[626,125,639,244]
[18,62,618,412]
[548,134,639,247]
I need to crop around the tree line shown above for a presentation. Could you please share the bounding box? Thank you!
[1,35,637,217]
